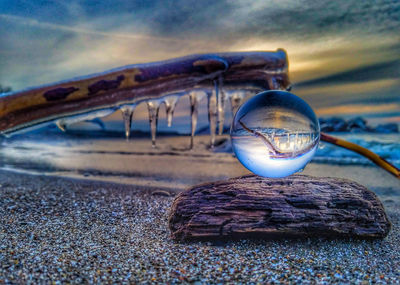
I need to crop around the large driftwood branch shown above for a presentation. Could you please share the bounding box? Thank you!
[169,174,391,241]
[0,50,289,134]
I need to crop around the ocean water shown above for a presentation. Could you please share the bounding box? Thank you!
[315,133,400,166]
[0,120,398,191]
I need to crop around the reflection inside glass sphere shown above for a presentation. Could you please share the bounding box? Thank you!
[230,90,320,178]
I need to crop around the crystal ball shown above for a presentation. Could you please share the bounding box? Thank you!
[230,90,320,178]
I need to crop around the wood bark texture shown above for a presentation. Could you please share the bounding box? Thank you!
[169,174,391,241]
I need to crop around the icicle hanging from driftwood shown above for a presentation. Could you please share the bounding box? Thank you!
[0,50,398,177]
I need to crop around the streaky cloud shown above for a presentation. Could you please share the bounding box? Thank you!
[0,14,192,43]
[295,59,400,87]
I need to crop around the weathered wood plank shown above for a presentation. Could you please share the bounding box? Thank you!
[169,175,391,240]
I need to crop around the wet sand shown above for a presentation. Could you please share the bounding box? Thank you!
[0,162,399,283]
[1,133,399,192]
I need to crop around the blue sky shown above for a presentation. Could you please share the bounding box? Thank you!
[0,0,399,121]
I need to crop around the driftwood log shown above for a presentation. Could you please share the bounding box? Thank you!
[0,50,289,134]
[169,175,391,241]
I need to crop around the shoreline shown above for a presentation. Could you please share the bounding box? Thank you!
[1,160,398,194]
[1,133,399,193]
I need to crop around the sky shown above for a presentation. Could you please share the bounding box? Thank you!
[0,0,399,123]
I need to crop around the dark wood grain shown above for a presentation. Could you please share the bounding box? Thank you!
[169,174,391,241]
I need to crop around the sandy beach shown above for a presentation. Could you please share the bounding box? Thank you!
[1,0,400,283]
[0,158,399,283]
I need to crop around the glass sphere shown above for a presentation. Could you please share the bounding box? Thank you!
[230,90,320,178]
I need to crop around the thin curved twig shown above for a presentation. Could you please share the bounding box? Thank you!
[320,132,400,179]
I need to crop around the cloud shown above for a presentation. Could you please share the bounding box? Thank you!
[0,14,192,43]
[0,0,399,116]
[316,102,400,116]
[0,12,214,88]
[295,59,400,87]
[229,0,400,39]
[294,78,400,109]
